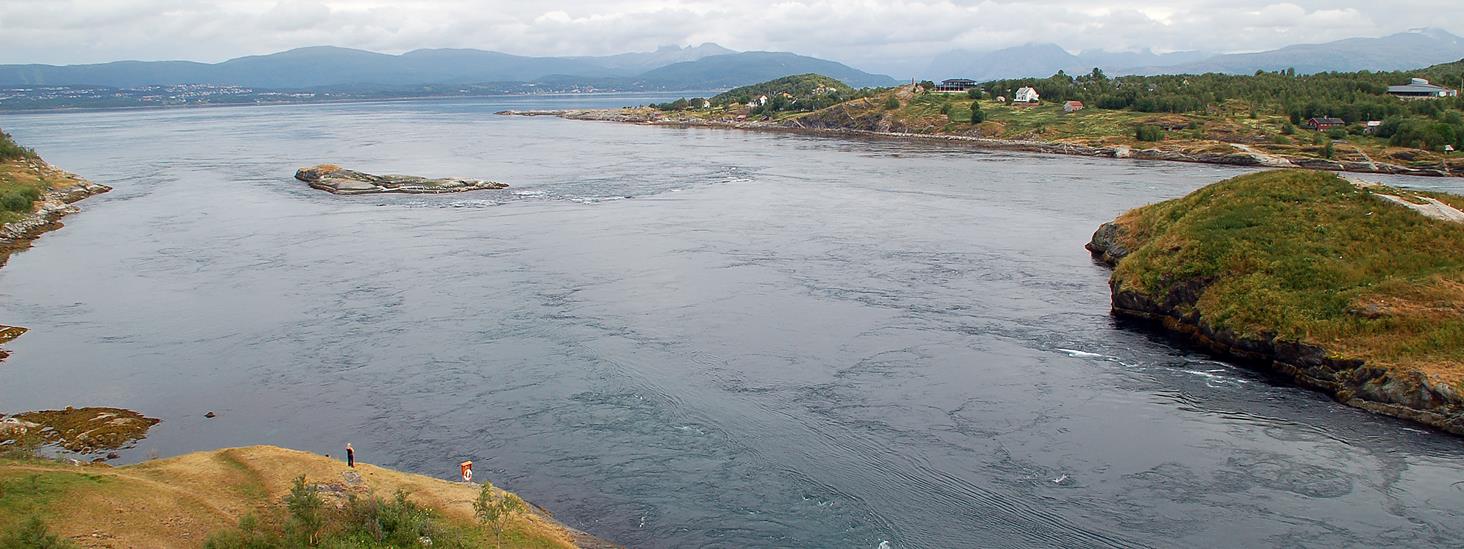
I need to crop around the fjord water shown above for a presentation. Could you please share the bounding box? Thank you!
[3,96,1464,548]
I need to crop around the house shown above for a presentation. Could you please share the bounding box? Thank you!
[934,79,977,93]
[1305,117,1345,131]
[1387,78,1459,99]
[1014,86,1040,104]
[1363,120,1383,134]
[1063,100,1085,113]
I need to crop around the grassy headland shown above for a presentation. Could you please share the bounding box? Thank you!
[1088,170,1464,433]
[0,445,589,548]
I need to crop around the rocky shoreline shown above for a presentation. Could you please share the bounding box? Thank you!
[0,163,111,269]
[1087,220,1464,436]
[295,164,508,194]
[499,109,1455,178]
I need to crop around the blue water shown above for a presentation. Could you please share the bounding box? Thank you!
[2,96,1463,548]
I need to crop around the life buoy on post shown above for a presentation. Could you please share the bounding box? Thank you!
[460,461,473,482]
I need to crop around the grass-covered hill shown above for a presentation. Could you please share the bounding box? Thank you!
[0,445,589,548]
[1089,170,1464,433]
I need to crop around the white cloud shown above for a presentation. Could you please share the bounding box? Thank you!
[0,0,1457,74]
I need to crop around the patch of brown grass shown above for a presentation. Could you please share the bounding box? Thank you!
[0,446,584,548]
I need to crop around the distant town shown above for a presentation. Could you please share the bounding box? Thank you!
[0,82,627,111]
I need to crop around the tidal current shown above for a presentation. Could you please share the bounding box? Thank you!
[2,96,1463,548]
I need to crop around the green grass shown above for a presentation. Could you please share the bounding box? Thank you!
[1110,170,1464,383]
[0,471,110,529]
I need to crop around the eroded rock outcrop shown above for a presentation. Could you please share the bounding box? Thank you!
[295,164,508,195]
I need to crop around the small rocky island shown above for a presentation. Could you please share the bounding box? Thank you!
[295,164,508,195]
[1088,170,1464,435]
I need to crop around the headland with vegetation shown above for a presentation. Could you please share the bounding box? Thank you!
[1088,169,1464,434]
[504,62,1464,176]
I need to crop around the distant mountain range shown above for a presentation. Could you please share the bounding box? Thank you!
[0,44,897,91]
[926,44,1212,82]
[4,27,1461,95]
[926,28,1464,81]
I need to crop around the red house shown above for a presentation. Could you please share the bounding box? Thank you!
[1305,117,1345,131]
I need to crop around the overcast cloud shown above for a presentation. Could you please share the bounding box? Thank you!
[1,0,1460,75]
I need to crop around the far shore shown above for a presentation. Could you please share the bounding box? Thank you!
[500,108,1461,179]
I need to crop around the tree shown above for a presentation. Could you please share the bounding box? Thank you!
[966,88,982,99]
[284,476,325,546]
[474,482,525,549]
[969,101,985,124]
[1323,139,1335,159]
[917,80,936,91]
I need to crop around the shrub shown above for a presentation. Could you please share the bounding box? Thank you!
[969,101,985,124]
[0,516,77,549]
[1281,122,1296,135]
[883,96,900,110]
[283,475,324,546]
[1327,128,1347,140]
[1135,125,1164,142]
[0,185,42,213]
[475,482,525,549]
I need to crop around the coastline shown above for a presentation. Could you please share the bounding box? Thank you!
[500,108,1458,178]
[0,158,110,269]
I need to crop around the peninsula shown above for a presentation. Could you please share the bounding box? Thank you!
[503,65,1464,177]
[1087,169,1464,434]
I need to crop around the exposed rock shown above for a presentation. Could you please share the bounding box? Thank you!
[204,411,216,418]
[294,164,508,195]
[2,407,160,455]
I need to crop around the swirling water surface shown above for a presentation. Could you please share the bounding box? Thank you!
[2,96,1464,548]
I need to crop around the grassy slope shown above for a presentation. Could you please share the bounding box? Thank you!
[0,445,581,548]
[1108,170,1464,386]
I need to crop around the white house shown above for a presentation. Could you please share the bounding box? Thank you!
[1014,86,1040,104]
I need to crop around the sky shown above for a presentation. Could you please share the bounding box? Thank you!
[1,0,1461,75]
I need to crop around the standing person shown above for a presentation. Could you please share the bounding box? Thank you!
[346,443,355,468]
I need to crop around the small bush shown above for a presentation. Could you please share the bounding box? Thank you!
[1281,122,1296,135]
[1327,128,1347,140]
[0,516,78,549]
[0,185,42,213]
[883,96,900,110]
[1135,125,1165,142]
[969,101,985,124]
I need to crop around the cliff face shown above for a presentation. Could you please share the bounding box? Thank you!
[1088,170,1464,435]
